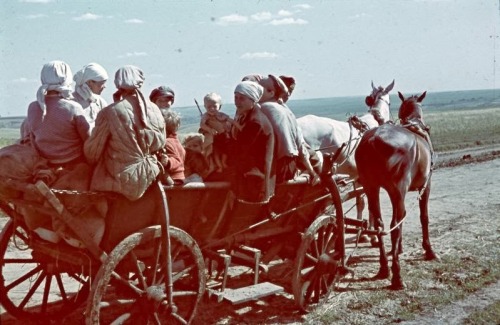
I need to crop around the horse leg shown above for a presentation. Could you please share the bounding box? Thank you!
[366,187,389,280]
[419,181,439,260]
[355,180,370,243]
[354,180,379,246]
[388,188,406,290]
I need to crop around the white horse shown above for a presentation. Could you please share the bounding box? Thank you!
[297,80,395,229]
[297,80,395,178]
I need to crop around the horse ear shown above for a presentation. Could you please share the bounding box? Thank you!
[371,80,376,91]
[385,79,395,93]
[417,91,427,103]
[398,91,405,102]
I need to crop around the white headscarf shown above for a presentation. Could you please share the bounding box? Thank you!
[73,63,108,103]
[113,65,149,126]
[36,60,74,118]
[234,81,264,103]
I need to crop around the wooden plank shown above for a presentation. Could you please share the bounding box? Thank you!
[222,282,284,304]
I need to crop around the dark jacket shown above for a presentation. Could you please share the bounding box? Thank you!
[229,106,275,203]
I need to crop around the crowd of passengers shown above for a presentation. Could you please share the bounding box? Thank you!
[5,60,323,248]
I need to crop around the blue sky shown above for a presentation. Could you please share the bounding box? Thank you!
[0,0,498,117]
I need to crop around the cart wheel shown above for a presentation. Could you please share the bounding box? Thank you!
[292,215,342,312]
[0,219,90,321]
[86,225,205,324]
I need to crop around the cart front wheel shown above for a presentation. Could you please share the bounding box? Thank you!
[292,215,342,312]
[86,225,205,324]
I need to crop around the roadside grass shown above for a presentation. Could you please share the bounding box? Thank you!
[426,107,500,152]
[0,128,19,148]
[463,300,500,324]
[305,232,500,324]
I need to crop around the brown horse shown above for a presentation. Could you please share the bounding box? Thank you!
[354,91,439,290]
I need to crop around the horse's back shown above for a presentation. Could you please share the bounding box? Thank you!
[297,114,351,151]
[355,124,420,187]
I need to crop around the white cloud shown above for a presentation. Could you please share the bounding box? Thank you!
[217,14,248,26]
[251,11,272,21]
[13,77,37,83]
[277,10,293,17]
[19,0,54,3]
[24,14,47,19]
[268,18,308,26]
[117,52,148,59]
[293,4,312,10]
[240,52,279,60]
[73,13,101,21]
[125,18,144,24]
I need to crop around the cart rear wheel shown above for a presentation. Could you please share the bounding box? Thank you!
[0,219,90,321]
[86,225,205,324]
[292,213,343,312]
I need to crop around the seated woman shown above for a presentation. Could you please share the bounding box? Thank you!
[84,65,167,248]
[227,81,276,204]
[25,60,90,168]
[20,60,99,245]
[72,62,109,130]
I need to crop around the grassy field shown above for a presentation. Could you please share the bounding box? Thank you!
[425,106,500,152]
[2,106,500,152]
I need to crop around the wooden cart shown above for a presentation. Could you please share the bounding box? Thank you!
[0,155,375,324]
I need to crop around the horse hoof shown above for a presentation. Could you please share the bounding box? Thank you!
[375,269,390,280]
[389,281,406,290]
[425,251,440,261]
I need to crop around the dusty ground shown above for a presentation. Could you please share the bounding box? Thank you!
[193,147,500,325]
[1,145,499,324]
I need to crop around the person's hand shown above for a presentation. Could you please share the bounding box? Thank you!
[159,153,169,167]
[310,172,320,186]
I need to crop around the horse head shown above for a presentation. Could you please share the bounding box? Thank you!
[365,79,395,124]
[398,91,427,125]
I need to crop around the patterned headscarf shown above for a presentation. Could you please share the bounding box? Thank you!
[234,81,264,103]
[36,60,74,118]
[113,65,149,126]
[73,63,108,103]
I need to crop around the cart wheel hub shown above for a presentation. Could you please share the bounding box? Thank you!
[146,285,166,302]
[317,253,339,274]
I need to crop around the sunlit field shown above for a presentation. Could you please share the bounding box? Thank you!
[426,106,500,152]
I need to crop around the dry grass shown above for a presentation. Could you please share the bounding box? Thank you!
[426,107,500,152]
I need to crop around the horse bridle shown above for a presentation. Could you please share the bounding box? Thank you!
[366,90,392,122]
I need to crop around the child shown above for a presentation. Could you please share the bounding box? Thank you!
[160,110,186,185]
[199,92,239,173]
[182,133,210,183]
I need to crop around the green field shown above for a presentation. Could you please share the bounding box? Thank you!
[2,106,500,152]
[425,106,500,151]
